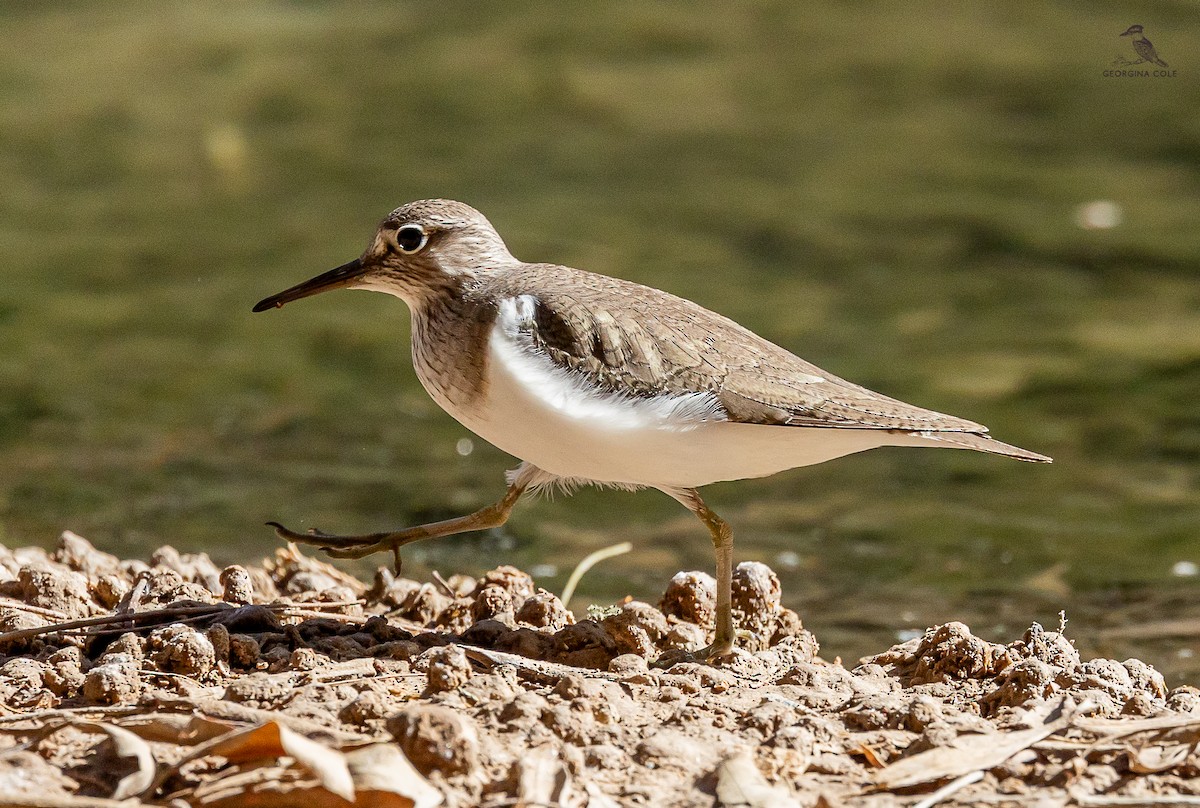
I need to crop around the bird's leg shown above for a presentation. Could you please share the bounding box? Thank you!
[267,480,528,573]
[663,487,739,662]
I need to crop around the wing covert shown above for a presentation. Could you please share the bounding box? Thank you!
[476,266,987,434]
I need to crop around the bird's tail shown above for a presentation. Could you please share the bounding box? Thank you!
[1155,57,1169,67]
[908,430,1052,462]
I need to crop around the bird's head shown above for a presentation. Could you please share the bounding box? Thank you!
[253,199,515,311]
[1120,24,1144,36]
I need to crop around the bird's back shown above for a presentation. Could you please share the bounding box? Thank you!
[470,263,989,434]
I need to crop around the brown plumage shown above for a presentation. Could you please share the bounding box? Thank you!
[253,198,1051,662]
[464,265,1048,460]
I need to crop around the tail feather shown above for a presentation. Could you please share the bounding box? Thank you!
[911,430,1052,463]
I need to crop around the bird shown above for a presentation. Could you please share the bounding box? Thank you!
[253,199,1051,662]
[1120,25,1168,67]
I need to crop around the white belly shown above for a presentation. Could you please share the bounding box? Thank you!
[426,310,916,489]
[470,410,899,489]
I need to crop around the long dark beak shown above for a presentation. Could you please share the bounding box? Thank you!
[252,258,367,312]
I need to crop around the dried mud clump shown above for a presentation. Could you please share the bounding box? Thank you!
[388,704,481,776]
[731,560,782,649]
[82,659,142,704]
[660,570,717,627]
[0,531,1197,808]
[515,588,573,630]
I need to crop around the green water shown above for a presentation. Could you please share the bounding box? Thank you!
[3,3,1199,679]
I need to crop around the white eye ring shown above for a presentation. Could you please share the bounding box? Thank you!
[395,224,428,254]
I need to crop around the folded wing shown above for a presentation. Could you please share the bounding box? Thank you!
[480,264,990,434]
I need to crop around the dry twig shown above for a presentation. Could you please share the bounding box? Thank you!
[462,644,621,682]
[560,541,632,607]
[0,600,364,645]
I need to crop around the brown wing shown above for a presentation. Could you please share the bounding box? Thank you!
[472,264,987,434]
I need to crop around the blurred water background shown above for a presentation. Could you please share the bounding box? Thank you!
[2,2,1199,678]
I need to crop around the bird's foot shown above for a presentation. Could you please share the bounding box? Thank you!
[264,521,406,572]
[266,521,351,543]
[651,630,754,668]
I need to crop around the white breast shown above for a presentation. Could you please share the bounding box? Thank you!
[425,296,910,489]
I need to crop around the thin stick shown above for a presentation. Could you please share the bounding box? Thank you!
[0,600,365,644]
[560,541,632,607]
[0,604,235,644]
[912,769,984,808]
[0,705,143,727]
[0,598,69,620]
[273,608,370,625]
[461,645,621,682]
[430,570,456,597]
[331,672,425,686]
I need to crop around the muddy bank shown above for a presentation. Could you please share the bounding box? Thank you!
[1,532,1198,807]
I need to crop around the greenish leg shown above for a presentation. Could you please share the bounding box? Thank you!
[267,480,527,573]
[666,487,739,661]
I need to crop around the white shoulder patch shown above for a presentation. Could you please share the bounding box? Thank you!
[490,295,726,430]
[497,294,539,336]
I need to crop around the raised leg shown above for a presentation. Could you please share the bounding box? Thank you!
[662,487,738,661]
[267,478,528,572]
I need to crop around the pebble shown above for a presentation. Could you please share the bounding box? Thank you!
[82,661,142,704]
[659,571,716,628]
[219,565,254,604]
[149,625,217,677]
[388,705,480,776]
[423,644,473,694]
[515,588,573,630]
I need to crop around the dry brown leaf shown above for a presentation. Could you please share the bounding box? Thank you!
[67,719,156,800]
[851,743,885,769]
[583,782,623,808]
[203,720,355,802]
[715,749,803,808]
[193,765,326,807]
[1079,714,1200,743]
[344,743,442,808]
[517,745,579,807]
[874,697,1091,791]
[116,713,235,744]
[151,695,371,743]
[1127,741,1198,774]
[192,749,444,808]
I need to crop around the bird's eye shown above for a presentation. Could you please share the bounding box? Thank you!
[395,225,428,254]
